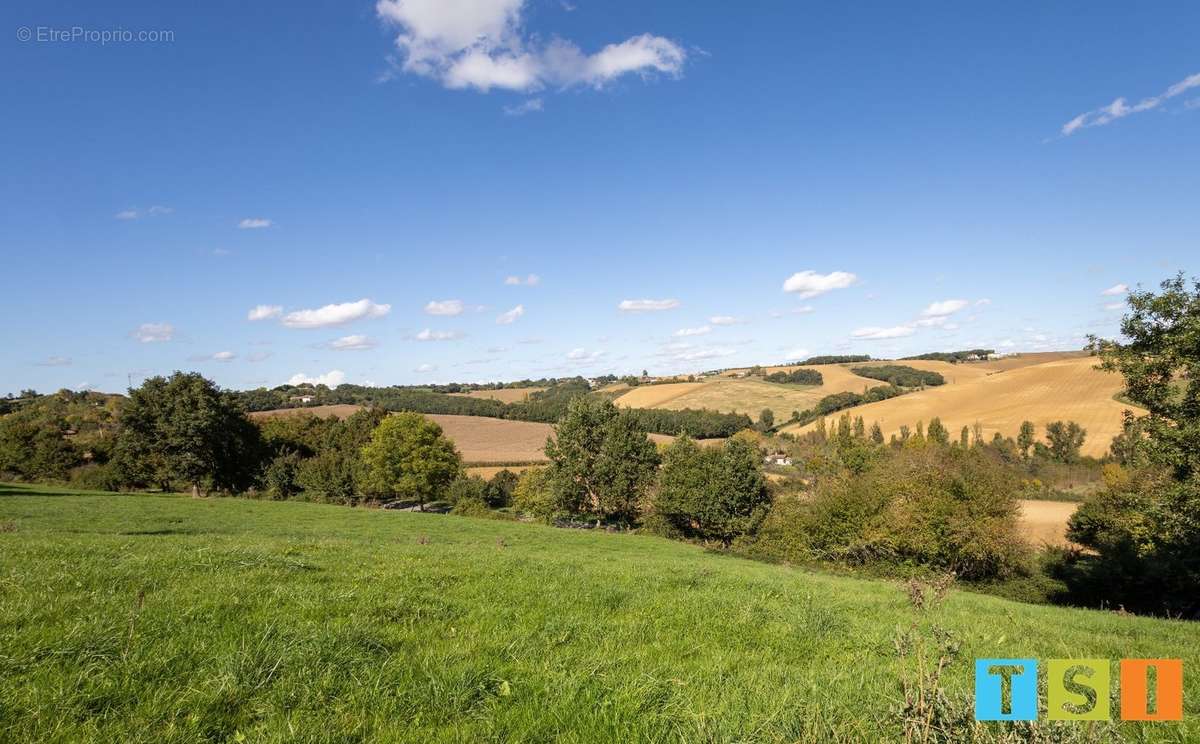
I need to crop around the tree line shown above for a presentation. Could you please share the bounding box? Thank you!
[849,364,945,387]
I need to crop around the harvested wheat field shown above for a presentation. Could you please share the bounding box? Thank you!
[466,464,536,478]
[1018,499,1079,547]
[451,387,546,403]
[781,356,1128,458]
[424,414,552,464]
[616,365,888,422]
[248,404,365,421]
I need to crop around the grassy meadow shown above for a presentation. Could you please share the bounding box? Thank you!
[2,483,1197,742]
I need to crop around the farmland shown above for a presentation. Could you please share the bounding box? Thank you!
[1,485,1196,742]
[614,365,886,421]
[781,356,1129,458]
[450,387,546,403]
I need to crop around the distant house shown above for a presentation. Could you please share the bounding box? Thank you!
[764,454,792,467]
[289,395,315,404]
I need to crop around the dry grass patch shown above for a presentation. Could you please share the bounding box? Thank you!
[248,404,365,421]
[1018,499,1078,548]
[450,387,546,403]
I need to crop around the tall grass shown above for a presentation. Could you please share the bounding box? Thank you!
[1,483,1196,742]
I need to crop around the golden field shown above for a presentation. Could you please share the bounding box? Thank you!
[780,356,1129,458]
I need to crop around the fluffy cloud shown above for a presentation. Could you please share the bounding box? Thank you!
[281,299,391,329]
[415,328,463,341]
[425,299,465,316]
[287,370,346,387]
[674,325,711,337]
[376,0,686,93]
[782,270,858,299]
[618,298,680,312]
[496,304,525,324]
[710,315,741,325]
[504,273,541,286]
[132,322,174,343]
[921,299,969,317]
[1101,283,1128,296]
[1062,72,1200,136]
[329,334,377,351]
[247,304,283,321]
[851,325,915,340]
[212,351,236,362]
[238,218,272,229]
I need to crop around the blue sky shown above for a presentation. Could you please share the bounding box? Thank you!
[2,1,1198,394]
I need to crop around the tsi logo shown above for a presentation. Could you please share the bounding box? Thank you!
[974,658,1184,721]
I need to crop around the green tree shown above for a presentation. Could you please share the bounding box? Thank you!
[1017,420,1036,460]
[1045,421,1086,463]
[758,408,774,431]
[655,436,770,547]
[870,422,885,445]
[360,413,461,509]
[114,372,261,496]
[927,417,949,446]
[1065,273,1200,616]
[544,397,660,523]
[959,425,970,449]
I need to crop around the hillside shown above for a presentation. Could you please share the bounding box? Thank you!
[781,356,1129,457]
[613,365,886,421]
[0,484,1194,741]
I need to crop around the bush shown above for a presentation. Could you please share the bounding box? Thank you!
[263,451,303,500]
[512,467,560,523]
[296,450,359,504]
[654,437,771,547]
[446,476,488,505]
[763,369,823,386]
[484,469,518,507]
[746,446,1027,580]
[68,462,124,492]
[850,365,945,388]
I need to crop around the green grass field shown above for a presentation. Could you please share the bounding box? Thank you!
[1,483,1197,742]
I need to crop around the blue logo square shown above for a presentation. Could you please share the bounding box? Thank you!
[975,658,1038,721]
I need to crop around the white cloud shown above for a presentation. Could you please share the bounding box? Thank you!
[425,299,465,316]
[376,0,686,93]
[1061,72,1200,136]
[504,98,543,116]
[851,325,915,340]
[566,347,604,360]
[674,325,711,337]
[782,270,858,299]
[329,334,378,351]
[710,315,741,325]
[287,370,346,387]
[670,345,735,362]
[132,322,174,343]
[496,304,525,324]
[1104,302,1125,311]
[35,356,72,367]
[785,348,809,360]
[281,299,391,329]
[115,206,172,220]
[1101,283,1128,296]
[504,273,541,286]
[414,363,437,373]
[247,304,283,321]
[212,351,236,362]
[618,298,680,312]
[921,299,969,317]
[238,218,272,229]
[915,316,949,328]
[769,305,815,318]
[415,328,462,341]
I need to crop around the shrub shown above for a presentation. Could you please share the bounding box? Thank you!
[446,475,488,505]
[654,436,770,547]
[263,451,303,500]
[512,467,560,523]
[68,462,124,492]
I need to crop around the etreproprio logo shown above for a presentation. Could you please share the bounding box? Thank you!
[975,659,1183,721]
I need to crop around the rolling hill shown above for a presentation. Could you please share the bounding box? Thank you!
[780,356,1129,457]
